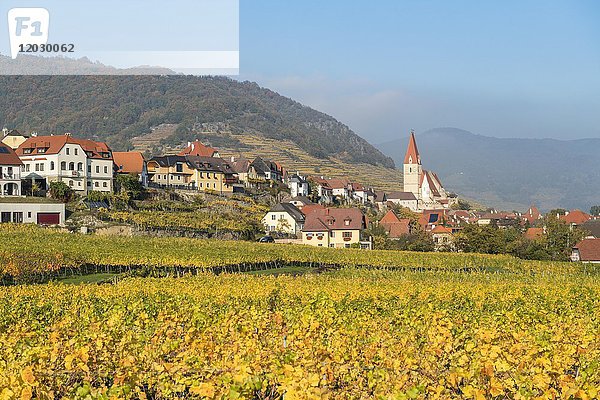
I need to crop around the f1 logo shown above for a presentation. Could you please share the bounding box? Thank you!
[7,8,50,59]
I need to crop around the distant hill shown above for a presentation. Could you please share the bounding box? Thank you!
[0,70,394,169]
[378,128,600,211]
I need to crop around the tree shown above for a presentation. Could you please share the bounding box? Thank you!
[401,229,436,252]
[542,216,585,261]
[49,181,73,203]
[591,206,600,217]
[116,174,143,199]
[455,224,506,254]
[451,199,471,211]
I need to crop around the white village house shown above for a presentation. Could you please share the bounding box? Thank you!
[262,203,305,236]
[0,142,23,196]
[0,142,65,225]
[16,134,114,194]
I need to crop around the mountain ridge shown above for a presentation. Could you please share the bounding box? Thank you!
[378,128,600,211]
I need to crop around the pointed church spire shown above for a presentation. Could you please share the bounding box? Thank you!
[403,130,421,164]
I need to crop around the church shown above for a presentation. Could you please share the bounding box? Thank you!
[402,131,454,210]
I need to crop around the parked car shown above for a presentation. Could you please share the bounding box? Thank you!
[258,235,275,243]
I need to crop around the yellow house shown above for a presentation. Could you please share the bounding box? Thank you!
[302,208,370,249]
[147,156,195,187]
[147,155,238,194]
[186,156,237,194]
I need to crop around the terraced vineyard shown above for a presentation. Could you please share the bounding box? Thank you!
[133,126,404,191]
[220,133,404,191]
[1,271,599,398]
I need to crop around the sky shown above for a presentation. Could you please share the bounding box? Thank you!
[239,0,600,143]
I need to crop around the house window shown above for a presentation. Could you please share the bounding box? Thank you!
[23,148,32,154]
[213,183,216,188]
[61,162,66,170]
[177,176,181,180]
[38,148,46,154]
[104,166,108,174]
[329,244,335,248]
[39,163,44,172]
[199,182,203,188]
[345,244,351,248]
[69,162,75,171]
[35,163,39,172]
[69,180,74,187]
[343,232,352,239]
[78,182,82,187]
[27,212,32,218]
[25,164,30,172]
[96,166,100,173]
[271,215,276,220]
[330,231,335,238]
[344,219,350,226]
[77,162,83,171]
[87,181,92,187]
[66,148,70,155]
[103,182,107,188]
[213,173,217,179]
[12,212,23,223]
[88,165,91,173]
[176,163,183,173]
[50,161,55,170]
[75,148,78,155]
[200,172,204,178]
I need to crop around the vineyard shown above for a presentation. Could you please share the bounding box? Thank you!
[0,224,593,283]
[1,271,599,399]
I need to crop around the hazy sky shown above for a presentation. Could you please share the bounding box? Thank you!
[239,0,600,142]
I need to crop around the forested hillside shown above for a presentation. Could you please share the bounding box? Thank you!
[0,75,394,168]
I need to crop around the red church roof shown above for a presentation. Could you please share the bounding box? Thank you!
[403,131,421,164]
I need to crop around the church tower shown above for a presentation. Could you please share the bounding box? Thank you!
[403,130,422,198]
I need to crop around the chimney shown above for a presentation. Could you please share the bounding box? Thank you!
[31,132,38,137]
[2,128,7,137]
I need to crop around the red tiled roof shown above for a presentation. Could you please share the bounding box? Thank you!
[17,135,112,159]
[177,141,218,157]
[431,225,453,234]
[561,210,592,225]
[0,143,22,165]
[404,132,420,164]
[419,209,448,229]
[113,152,145,174]
[385,220,410,238]
[380,211,410,238]
[573,238,600,262]
[327,178,350,190]
[303,208,366,232]
[301,204,326,215]
[524,227,544,240]
[380,210,401,224]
